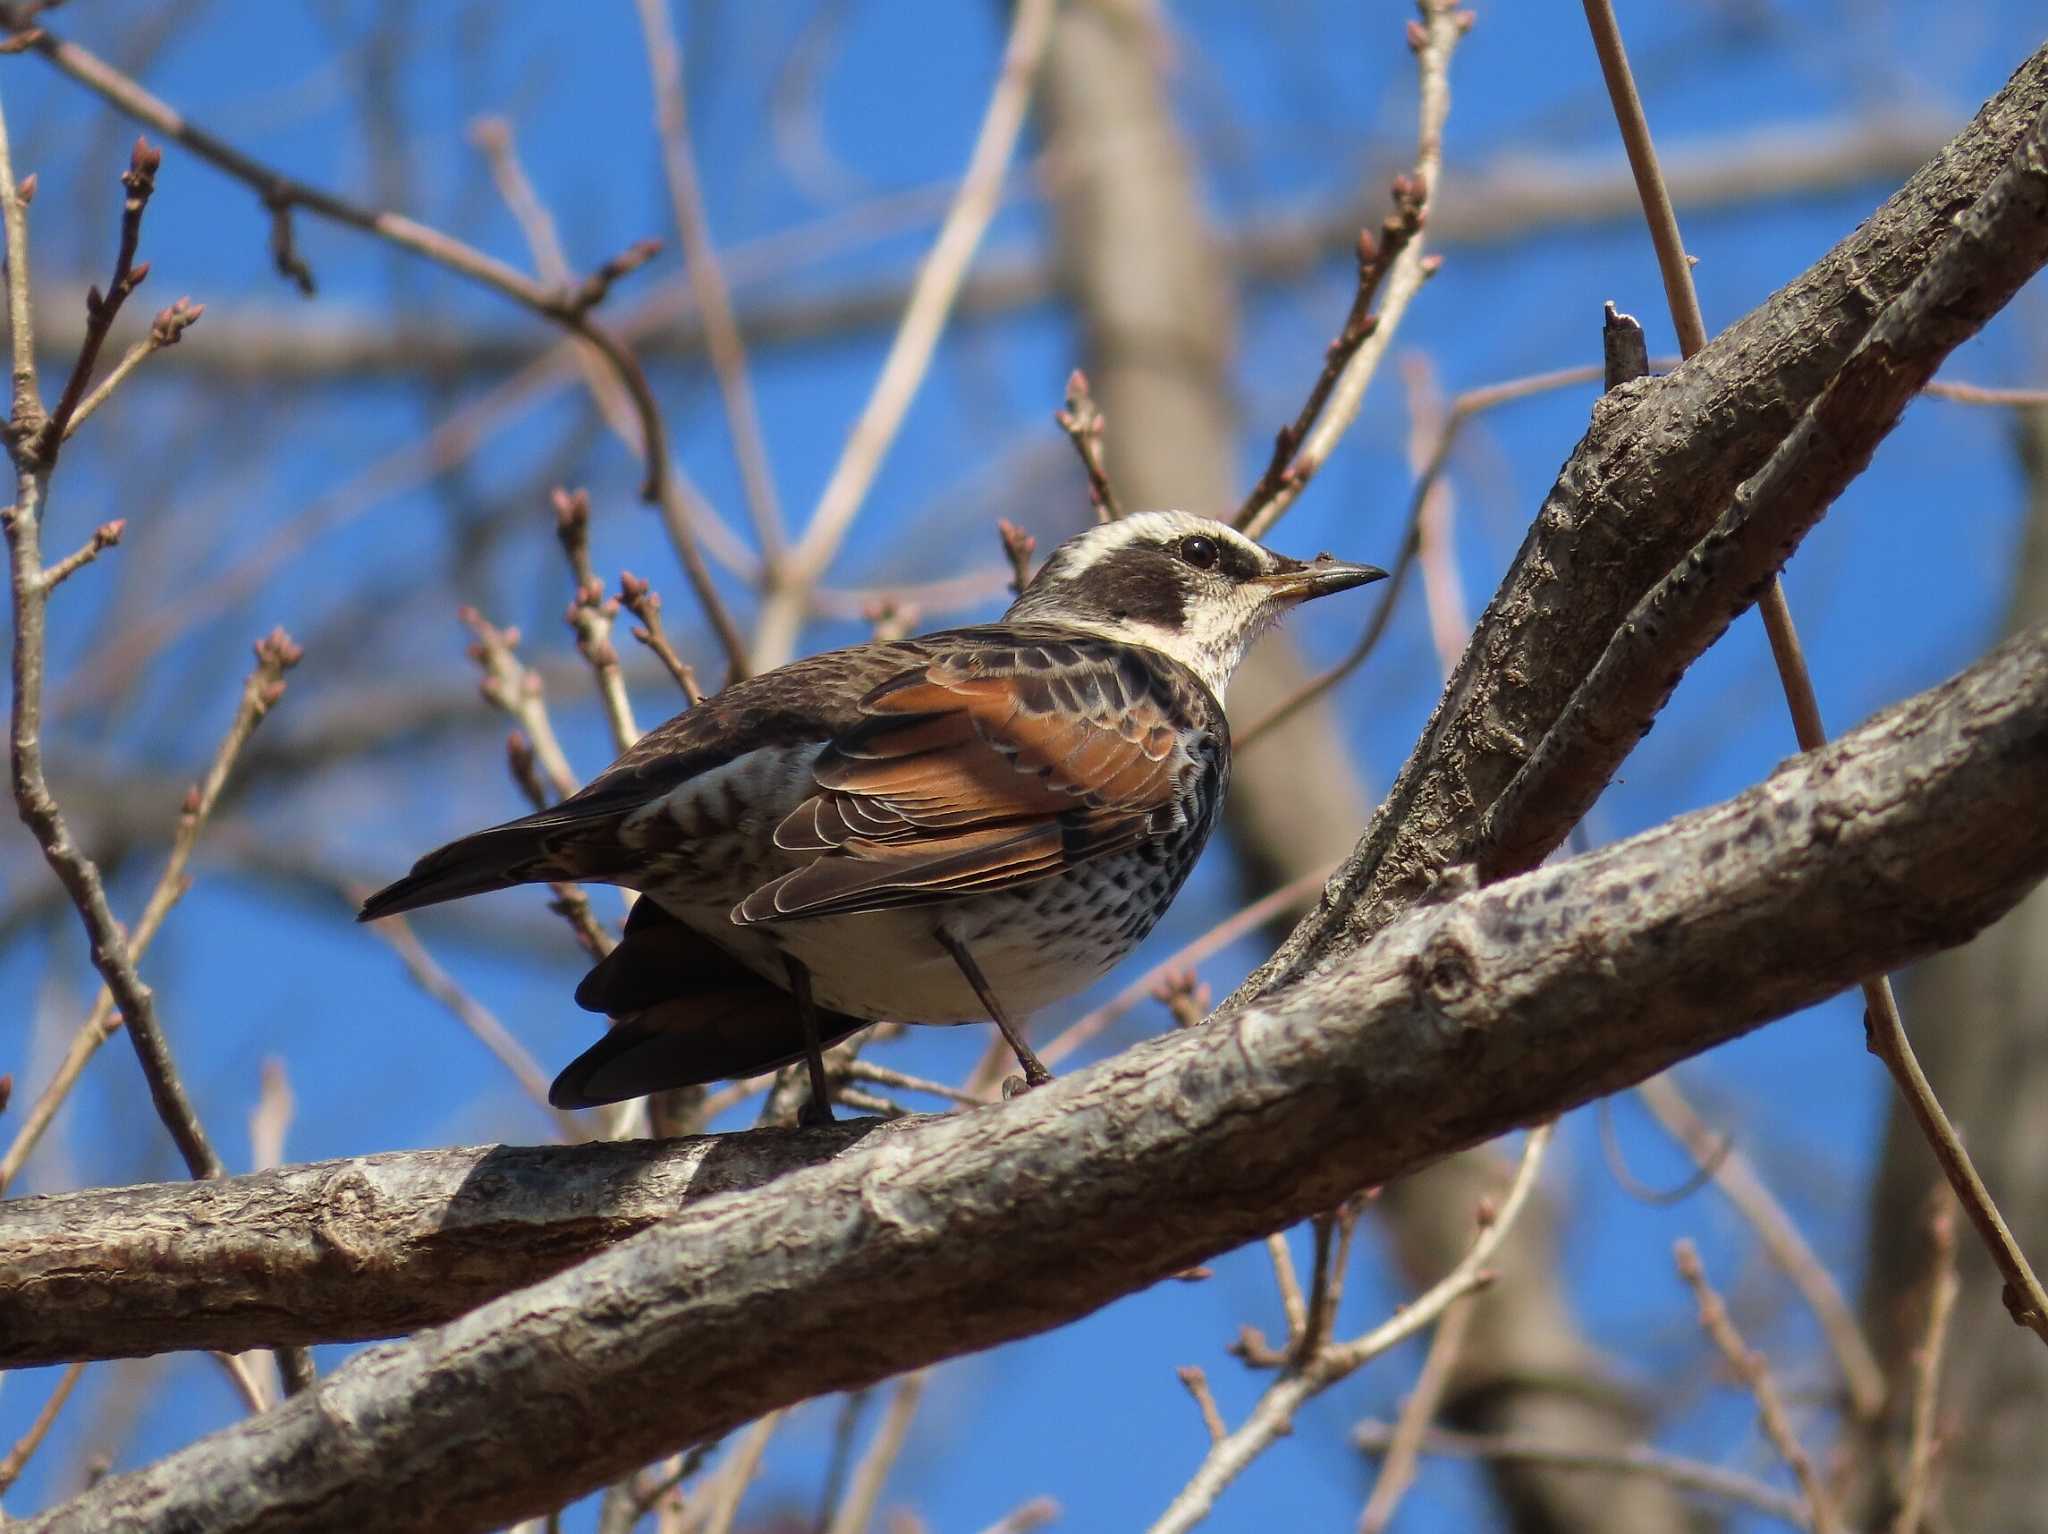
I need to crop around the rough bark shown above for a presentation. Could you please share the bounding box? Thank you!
[1035,9,1693,1532]
[1854,405,2048,1531]
[21,624,2048,1534]
[0,1119,908,1367]
[1233,41,2048,1005]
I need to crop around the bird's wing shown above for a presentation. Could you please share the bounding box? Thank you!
[733,639,1221,923]
[356,637,934,920]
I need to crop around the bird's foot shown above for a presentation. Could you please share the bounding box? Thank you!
[798,1093,837,1127]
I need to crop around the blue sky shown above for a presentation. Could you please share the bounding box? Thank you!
[2,1,2043,1529]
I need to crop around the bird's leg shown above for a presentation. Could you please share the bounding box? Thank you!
[782,956,836,1127]
[936,927,1053,1090]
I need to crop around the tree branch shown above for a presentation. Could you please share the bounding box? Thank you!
[1230,40,2048,1011]
[14,625,2048,1532]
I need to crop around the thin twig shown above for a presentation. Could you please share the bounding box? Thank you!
[60,296,201,440]
[1265,1234,1309,1342]
[1176,1367,1226,1444]
[1637,1074,1886,1422]
[633,0,785,557]
[0,1360,86,1495]
[1582,0,2048,1349]
[841,1060,985,1109]
[504,731,615,964]
[39,516,121,590]
[1148,1124,1552,1534]
[1400,355,1469,678]
[752,0,1058,667]
[695,1410,786,1534]
[247,1056,293,1174]
[825,1371,929,1534]
[0,108,230,1187]
[1355,1294,1477,1533]
[1892,1197,1959,1534]
[1054,369,1119,522]
[618,572,705,704]
[1674,1239,1841,1534]
[553,486,641,753]
[0,4,754,679]
[38,136,159,458]
[996,519,1037,597]
[467,116,637,443]
[461,606,579,800]
[971,1499,1060,1534]
[1351,1420,1812,1527]
[1236,1,1471,540]
[1237,362,1603,748]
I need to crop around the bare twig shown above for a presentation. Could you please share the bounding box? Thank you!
[1351,1420,1811,1527]
[1892,1197,1959,1534]
[996,519,1036,597]
[553,487,641,753]
[840,1060,984,1110]
[972,1498,1059,1534]
[618,572,704,704]
[246,1057,293,1174]
[0,4,754,679]
[1400,355,1469,678]
[633,0,785,557]
[1054,369,1119,522]
[695,1411,786,1534]
[1265,1234,1309,1343]
[39,516,121,590]
[1235,215,1417,533]
[1581,0,2048,1349]
[1355,1294,1476,1533]
[1236,1,1470,540]
[1176,1366,1226,1445]
[752,0,1058,666]
[60,295,201,440]
[1674,1239,1841,1534]
[0,110,233,1187]
[1148,1124,1552,1534]
[467,116,637,446]
[1236,361,1604,748]
[38,136,158,459]
[461,607,579,800]
[1637,1074,1885,1422]
[824,1372,929,1534]
[503,732,615,964]
[0,1360,86,1495]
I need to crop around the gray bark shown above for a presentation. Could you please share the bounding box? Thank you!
[1234,42,2048,1003]
[22,622,2048,1534]
[0,1120,907,1366]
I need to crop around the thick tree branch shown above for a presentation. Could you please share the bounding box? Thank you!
[1231,41,2048,1007]
[15,625,2048,1533]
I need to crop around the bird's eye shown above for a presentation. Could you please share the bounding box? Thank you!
[1177,535,1220,571]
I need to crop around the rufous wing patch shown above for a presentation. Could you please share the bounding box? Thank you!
[736,650,1195,925]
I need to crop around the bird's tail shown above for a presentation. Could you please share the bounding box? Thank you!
[357,813,623,921]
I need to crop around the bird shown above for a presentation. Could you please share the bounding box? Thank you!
[359,511,1385,1123]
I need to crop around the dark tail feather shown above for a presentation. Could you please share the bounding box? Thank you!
[550,990,866,1107]
[358,820,574,921]
[555,900,864,1106]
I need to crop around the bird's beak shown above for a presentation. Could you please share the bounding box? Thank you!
[1256,553,1389,603]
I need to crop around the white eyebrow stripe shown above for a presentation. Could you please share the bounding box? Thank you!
[1047,510,1271,581]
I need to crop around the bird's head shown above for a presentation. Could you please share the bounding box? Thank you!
[1003,511,1387,697]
